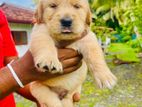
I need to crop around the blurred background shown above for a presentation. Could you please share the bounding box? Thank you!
[1,0,142,107]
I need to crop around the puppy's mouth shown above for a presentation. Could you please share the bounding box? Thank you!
[61,27,73,34]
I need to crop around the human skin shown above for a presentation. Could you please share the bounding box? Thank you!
[0,49,82,99]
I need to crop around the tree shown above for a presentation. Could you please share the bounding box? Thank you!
[91,0,142,37]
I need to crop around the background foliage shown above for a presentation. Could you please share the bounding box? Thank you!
[90,0,142,63]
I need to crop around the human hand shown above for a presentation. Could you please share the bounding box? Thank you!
[58,48,82,73]
[11,48,82,84]
[19,48,81,104]
[9,49,81,102]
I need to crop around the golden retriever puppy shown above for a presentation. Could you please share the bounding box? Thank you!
[30,0,117,107]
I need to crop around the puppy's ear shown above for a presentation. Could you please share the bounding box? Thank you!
[86,7,92,26]
[34,0,44,23]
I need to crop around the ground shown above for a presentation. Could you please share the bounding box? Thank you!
[15,62,142,107]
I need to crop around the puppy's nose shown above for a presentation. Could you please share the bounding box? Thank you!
[60,18,72,27]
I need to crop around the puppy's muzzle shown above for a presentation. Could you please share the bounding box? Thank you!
[60,17,72,27]
[60,17,73,34]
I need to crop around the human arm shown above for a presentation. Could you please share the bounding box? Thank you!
[3,56,36,101]
[16,48,82,102]
[0,49,82,99]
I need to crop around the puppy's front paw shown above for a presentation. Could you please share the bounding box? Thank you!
[35,55,63,74]
[94,68,117,89]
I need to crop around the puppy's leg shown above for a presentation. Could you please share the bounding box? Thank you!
[30,24,63,74]
[30,82,63,107]
[69,31,117,89]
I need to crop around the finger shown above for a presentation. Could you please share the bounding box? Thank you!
[73,92,80,102]
[62,56,82,69]
[58,48,79,60]
[63,62,82,73]
[35,71,58,80]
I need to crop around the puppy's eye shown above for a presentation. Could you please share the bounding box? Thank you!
[73,4,81,9]
[49,3,57,8]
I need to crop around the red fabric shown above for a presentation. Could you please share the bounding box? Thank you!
[0,9,18,107]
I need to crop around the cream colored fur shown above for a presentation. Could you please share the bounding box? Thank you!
[30,0,117,107]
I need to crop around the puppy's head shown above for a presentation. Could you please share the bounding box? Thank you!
[35,0,92,40]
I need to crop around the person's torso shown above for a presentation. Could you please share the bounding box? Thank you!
[0,32,4,68]
[0,28,16,107]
